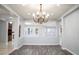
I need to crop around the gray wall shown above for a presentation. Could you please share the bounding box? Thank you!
[8,17,21,48]
[62,8,79,54]
[17,18,25,48]
[0,21,2,43]
[12,17,20,48]
[0,21,8,48]
[23,21,60,45]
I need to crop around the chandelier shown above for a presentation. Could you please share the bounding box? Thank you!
[33,4,49,24]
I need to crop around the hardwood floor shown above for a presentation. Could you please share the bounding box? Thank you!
[9,45,72,55]
[0,41,13,55]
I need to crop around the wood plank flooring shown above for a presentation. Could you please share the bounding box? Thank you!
[0,41,13,55]
[9,45,72,55]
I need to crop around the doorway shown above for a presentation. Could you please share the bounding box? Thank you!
[8,22,12,41]
[8,22,13,49]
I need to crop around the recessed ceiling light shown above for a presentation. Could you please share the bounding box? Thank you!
[9,22,12,24]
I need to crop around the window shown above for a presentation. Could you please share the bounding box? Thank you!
[28,28,30,35]
[35,28,38,35]
[46,27,57,36]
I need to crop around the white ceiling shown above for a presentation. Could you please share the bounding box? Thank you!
[1,4,76,21]
[0,4,17,21]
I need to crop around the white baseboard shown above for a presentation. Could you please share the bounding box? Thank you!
[23,43,60,45]
[17,44,23,49]
[8,45,23,55]
[62,47,77,55]
[8,44,23,55]
[8,48,17,55]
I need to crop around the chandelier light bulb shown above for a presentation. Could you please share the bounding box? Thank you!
[32,13,35,17]
[42,12,46,15]
[46,14,49,18]
[36,11,40,15]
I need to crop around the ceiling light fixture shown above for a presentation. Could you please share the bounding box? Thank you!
[9,22,12,24]
[33,4,49,24]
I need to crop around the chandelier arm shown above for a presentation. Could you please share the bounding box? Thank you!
[33,4,49,24]
[40,4,42,13]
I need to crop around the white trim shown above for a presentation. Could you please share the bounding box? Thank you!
[1,4,19,17]
[62,47,77,55]
[23,43,60,45]
[58,4,77,45]
[17,41,24,49]
[8,48,18,55]
[60,5,79,55]
[59,17,64,46]
[61,5,79,18]
[57,5,79,46]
